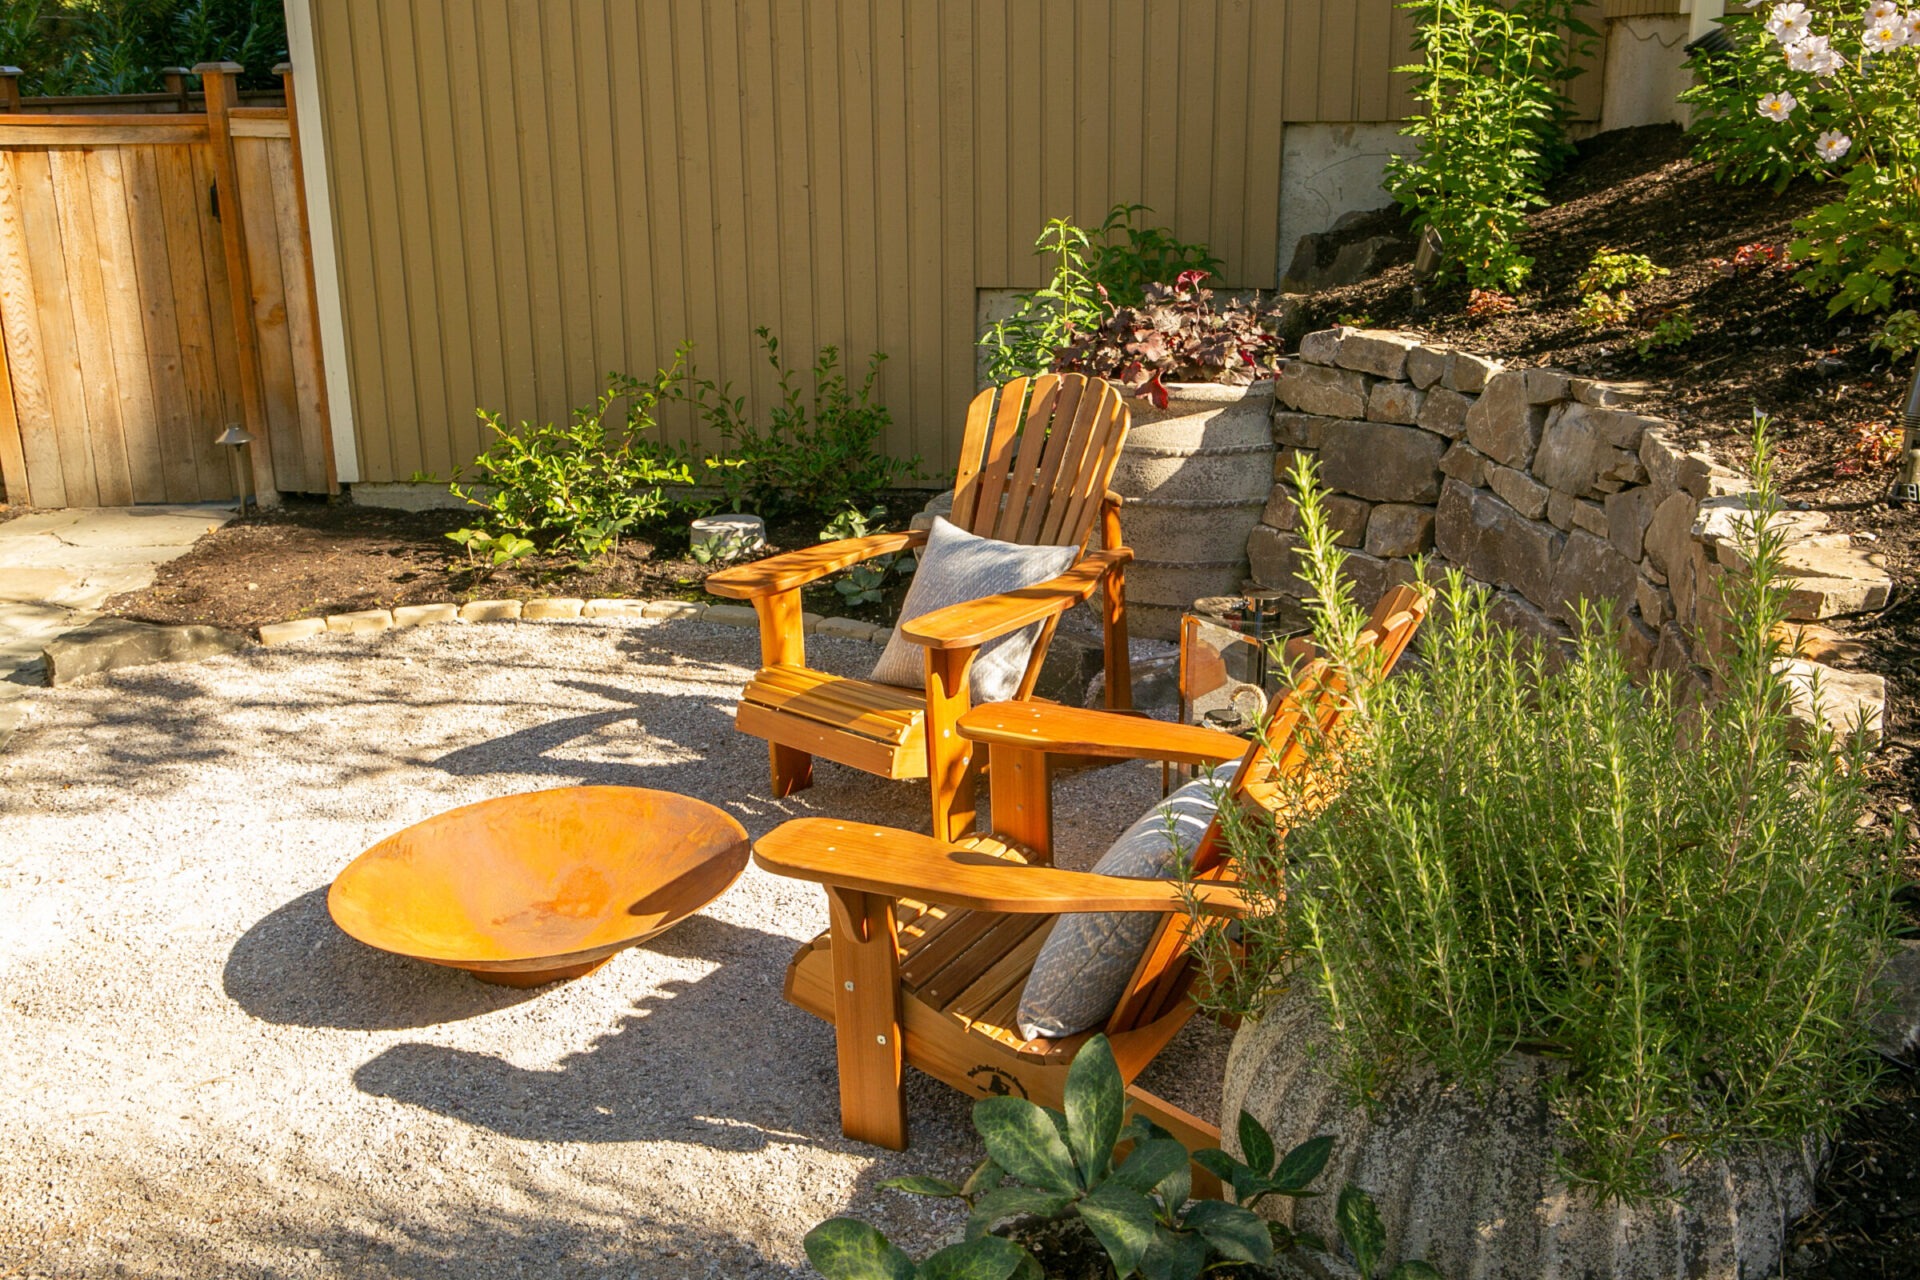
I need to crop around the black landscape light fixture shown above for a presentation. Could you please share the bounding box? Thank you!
[215,423,256,515]
[1893,357,1920,504]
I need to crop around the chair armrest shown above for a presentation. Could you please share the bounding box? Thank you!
[753,818,1247,919]
[899,548,1132,651]
[957,702,1249,768]
[704,530,926,599]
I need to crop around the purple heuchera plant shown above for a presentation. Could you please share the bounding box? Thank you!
[1052,270,1287,408]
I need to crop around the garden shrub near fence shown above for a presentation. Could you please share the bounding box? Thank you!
[0,0,286,94]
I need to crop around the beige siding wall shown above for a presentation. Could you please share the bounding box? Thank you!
[307,0,1635,481]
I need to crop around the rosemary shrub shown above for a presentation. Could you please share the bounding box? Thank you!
[1204,430,1903,1204]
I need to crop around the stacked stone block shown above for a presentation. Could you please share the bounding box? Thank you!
[1251,328,1893,739]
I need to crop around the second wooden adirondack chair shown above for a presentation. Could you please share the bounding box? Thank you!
[705,373,1135,840]
[752,585,1428,1154]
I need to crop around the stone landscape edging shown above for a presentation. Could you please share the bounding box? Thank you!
[1257,327,1896,743]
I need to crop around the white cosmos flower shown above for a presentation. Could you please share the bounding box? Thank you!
[1816,130,1854,161]
[1769,1,1814,42]
[1867,0,1901,21]
[1906,10,1920,40]
[1790,33,1845,72]
[1759,89,1800,120]
[1865,17,1909,47]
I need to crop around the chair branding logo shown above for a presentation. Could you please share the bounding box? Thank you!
[967,1064,1029,1099]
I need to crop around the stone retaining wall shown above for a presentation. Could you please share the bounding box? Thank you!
[1250,328,1892,735]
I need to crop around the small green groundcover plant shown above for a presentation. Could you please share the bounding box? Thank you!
[812,504,916,607]
[1386,0,1596,294]
[1197,432,1904,1205]
[1683,2,1920,313]
[682,326,917,525]
[804,1036,1436,1280]
[451,365,694,564]
[979,205,1222,385]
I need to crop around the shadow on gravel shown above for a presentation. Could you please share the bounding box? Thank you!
[349,915,834,1149]
[223,888,545,1030]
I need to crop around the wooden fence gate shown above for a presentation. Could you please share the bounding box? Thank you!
[0,63,332,508]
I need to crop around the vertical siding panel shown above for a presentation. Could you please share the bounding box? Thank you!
[972,0,1008,289]
[803,1,846,373]
[505,0,567,415]
[1285,0,1324,121]
[1003,1,1042,287]
[335,2,406,481]
[1353,0,1396,121]
[1074,0,1110,233]
[1319,0,1359,121]
[1244,0,1289,288]
[476,0,538,435]
[734,1,781,422]
[1141,1,1181,236]
[1107,0,1145,212]
[377,2,449,481]
[836,0,882,370]
[1388,0,1421,121]
[637,1,692,447]
[701,0,751,445]
[770,0,814,380]
[869,1,913,428]
[573,0,623,389]
[1173,2,1215,247]
[1208,0,1250,281]
[413,0,483,474]
[540,1,596,403]
[443,0,509,459]
[904,0,944,445]
[1038,1,1073,228]
[604,1,659,426]
[939,0,973,438]
[670,0,723,446]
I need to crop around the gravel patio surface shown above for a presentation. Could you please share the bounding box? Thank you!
[0,617,1227,1279]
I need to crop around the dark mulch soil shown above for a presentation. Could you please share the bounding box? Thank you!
[102,491,935,635]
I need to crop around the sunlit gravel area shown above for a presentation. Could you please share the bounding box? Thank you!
[0,617,1224,1279]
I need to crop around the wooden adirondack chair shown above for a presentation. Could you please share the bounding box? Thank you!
[752,585,1428,1154]
[705,373,1135,841]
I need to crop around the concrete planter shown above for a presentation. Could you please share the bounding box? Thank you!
[1222,982,1818,1280]
[1112,379,1276,640]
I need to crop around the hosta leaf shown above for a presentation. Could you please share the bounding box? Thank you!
[1236,1111,1276,1176]
[879,1175,964,1199]
[1270,1135,1334,1193]
[802,1219,917,1280]
[1076,1183,1157,1278]
[1064,1035,1124,1184]
[1337,1185,1387,1280]
[917,1236,1030,1280]
[1109,1139,1190,1195]
[973,1097,1080,1195]
[1181,1200,1275,1267]
[966,1187,1073,1240]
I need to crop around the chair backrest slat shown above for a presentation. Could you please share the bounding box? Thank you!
[951,374,1130,549]
[1101,584,1429,1035]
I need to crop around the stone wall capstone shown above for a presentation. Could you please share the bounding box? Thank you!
[1251,328,1894,742]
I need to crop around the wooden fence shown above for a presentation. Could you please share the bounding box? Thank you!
[0,65,332,508]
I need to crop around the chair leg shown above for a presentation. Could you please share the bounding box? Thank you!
[1103,566,1133,711]
[991,745,1053,864]
[925,648,978,842]
[769,742,814,797]
[827,887,908,1150]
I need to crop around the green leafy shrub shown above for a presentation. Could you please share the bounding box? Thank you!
[1386,0,1597,293]
[1870,307,1920,359]
[1206,427,1904,1204]
[1685,4,1920,313]
[684,327,913,527]
[815,504,915,608]
[1633,304,1694,357]
[804,1035,1435,1280]
[454,366,694,563]
[444,527,535,581]
[0,0,286,95]
[980,206,1220,384]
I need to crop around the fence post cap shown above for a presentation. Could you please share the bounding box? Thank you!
[0,67,22,77]
[272,62,293,76]
[159,65,190,75]
[191,61,245,75]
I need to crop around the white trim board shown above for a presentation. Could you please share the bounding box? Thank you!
[283,0,361,483]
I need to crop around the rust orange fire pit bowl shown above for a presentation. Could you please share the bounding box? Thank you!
[327,786,750,987]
